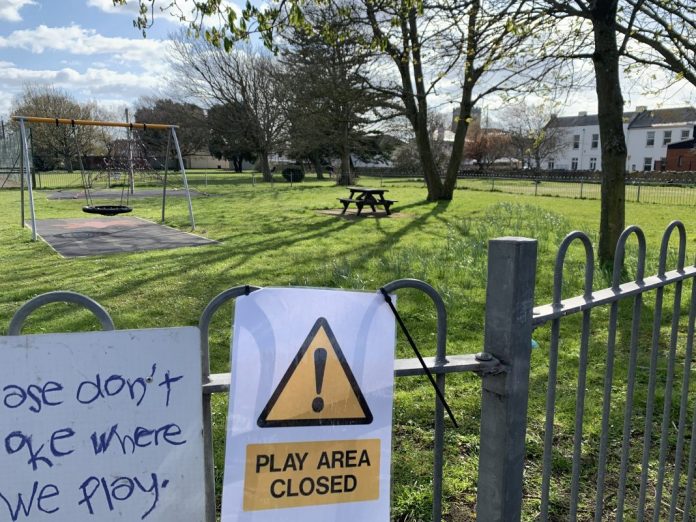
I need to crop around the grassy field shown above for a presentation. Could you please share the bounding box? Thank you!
[1,170,695,520]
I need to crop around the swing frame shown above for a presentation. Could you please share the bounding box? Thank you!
[11,116,196,241]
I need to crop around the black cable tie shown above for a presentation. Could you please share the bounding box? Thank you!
[55,118,59,127]
[143,123,147,131]
[244,285,251,296]
[379,287,459,428]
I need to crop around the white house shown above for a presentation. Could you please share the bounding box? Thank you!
[544,106,696,172]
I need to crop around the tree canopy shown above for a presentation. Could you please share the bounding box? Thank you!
[134,98,209,157]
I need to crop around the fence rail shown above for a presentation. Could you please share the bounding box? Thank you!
[457,175,696,206]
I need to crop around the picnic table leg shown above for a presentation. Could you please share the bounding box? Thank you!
[341,200,349,214]
[356,202,364,216]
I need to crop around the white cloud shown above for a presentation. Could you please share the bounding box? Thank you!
[86,0,241,25]
[0,62,166,119]
[0,24,165,56]
[86,0,137,14]
[0,0,35,22]
[0,25,172,75]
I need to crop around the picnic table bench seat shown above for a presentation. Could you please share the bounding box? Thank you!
[338,197,398,215]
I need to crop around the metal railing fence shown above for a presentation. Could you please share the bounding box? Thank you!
[531,222,696,520]
[5,224,696,521]
[457,175,696,207]
[7,280,501,522]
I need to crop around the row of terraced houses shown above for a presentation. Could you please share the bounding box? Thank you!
[546,106,696,172]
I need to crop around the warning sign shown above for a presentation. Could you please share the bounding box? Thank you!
[243,439,380,511]
[221,287,396,522]
[258,317,373,427]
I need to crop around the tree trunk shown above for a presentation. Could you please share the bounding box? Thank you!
[592,1,627,267]
[338,147,352,186]
[311,153,324,180]
[64,153,74,173]
[232,156,243,172]
[259,152,273,182]
[414,115,445,199]
[338,124,353,186]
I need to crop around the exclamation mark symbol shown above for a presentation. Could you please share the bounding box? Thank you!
[312,348,327,413]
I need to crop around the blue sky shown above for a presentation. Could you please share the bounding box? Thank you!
[1,0,694,124]
[0,0,206,119]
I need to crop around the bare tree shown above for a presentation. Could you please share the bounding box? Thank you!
[464,121,513,170]
[169,36,287,182]
[11,84,106,172]
[503,103,567,170]
[353,0,561,200]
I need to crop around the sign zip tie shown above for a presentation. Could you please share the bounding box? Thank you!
[379,288,459,428]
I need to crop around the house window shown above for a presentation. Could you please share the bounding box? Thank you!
[589,157,597,170]
[571,158,579,170]
[660,157,667,171]
[663,131,672,145]
[678,156,684,167]
[643,157,652,171]
[591,134,599,148]
[682,130,691,141]
[547,159,555,170]
[573,135,580,149]
[646,131,655,147]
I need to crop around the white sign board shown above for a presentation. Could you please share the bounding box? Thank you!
[0,328,205,521]
[221,287,396,521]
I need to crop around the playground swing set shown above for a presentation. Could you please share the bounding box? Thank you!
[11,115,196,241]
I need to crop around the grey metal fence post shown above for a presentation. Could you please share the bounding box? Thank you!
[476,237,537,522]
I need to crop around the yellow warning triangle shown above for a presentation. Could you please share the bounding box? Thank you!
[257,317,373,427]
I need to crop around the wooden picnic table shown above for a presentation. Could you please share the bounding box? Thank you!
[338,187,397,216]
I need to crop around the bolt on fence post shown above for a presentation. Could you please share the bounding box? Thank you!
[476,237,537,522]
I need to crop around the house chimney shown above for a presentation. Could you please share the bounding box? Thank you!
[636,105,647,112]
[578,111,587,117]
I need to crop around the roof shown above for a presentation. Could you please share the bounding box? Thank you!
[628,107,696,128]
[667,139,696,150]
[548,114,599,127]
[547,106,696,129]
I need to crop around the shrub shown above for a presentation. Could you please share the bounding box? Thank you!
[282,166,305,182]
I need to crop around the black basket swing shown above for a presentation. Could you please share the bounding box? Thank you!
[73,124,133,216]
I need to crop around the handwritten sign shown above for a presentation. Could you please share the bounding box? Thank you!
[222,288,395,521]
[0,328,205,521]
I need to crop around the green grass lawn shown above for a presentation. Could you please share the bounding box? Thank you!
[1,171,695,520]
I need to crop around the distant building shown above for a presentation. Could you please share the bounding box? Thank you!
[543,106,696,172]
[665,127,696,171]
[183,150,233,170]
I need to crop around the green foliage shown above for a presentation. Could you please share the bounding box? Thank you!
[281,166,305,182]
